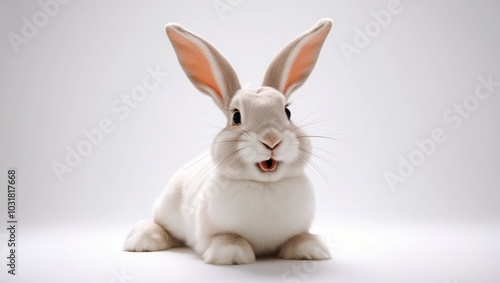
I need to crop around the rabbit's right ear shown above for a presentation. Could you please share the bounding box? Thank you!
[166,24,241,110]
[262,19,332,98]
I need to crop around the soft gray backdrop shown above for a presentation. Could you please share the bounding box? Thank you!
[1,0,499,282]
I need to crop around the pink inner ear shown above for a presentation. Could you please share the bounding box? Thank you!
[284,27,330,94]
[167,28,222,100]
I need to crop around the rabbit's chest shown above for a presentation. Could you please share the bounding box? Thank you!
[205,176,315,253]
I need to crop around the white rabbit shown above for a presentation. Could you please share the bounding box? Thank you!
[123,19,333,265]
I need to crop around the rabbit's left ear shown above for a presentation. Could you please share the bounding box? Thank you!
[166,24,241,110]
[262,19,332,98]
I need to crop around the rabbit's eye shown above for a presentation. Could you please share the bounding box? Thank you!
[232,111,241,125]
[285,107,291,120]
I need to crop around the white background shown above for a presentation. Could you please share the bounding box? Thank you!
[1,0,500,282]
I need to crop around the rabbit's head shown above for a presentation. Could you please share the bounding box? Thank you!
[166,19,332,182]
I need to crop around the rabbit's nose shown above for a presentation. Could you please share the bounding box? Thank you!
[260,133,282,149]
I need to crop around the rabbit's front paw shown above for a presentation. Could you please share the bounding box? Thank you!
[123,220,181,252]
[203,233,256,265]
[278,233,331,260]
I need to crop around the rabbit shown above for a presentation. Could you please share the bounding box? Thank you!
[123,19,333,265]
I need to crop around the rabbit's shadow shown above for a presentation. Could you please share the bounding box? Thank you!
[167,247,334,278]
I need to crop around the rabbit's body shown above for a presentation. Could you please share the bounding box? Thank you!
[153,153,315,256]
[124,19,333,264]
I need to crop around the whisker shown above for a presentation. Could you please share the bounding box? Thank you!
[194,147,244,184]
[183,128,248,183]
[199,111,226,124]
[188,143,214,154]
[182,152,211,171]
[290,113,318,132]
[297,135,353,146]
[238,128,251,137]
[291,113,339,129]
[297,152,336,194]
[291,116,332,133]
[178,136,213,148]
[299,148,347,179]
[190,156,215,184]
[213,147,244,169]
[193,121,223,130]
[190,146,238,184]
[313,146,347,167]
[213,139,246,144]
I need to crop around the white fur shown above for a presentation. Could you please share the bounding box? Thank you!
[202,234,256,265]
[124,19,333,264]
[278,233,331,260]
[123,220,180,252]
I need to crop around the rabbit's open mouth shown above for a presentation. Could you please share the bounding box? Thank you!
[258,158,278,172]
